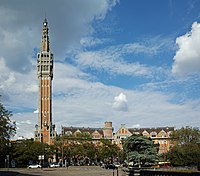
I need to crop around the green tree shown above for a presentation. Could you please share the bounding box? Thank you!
[13,139,50,166]
[55,135,120,165]
[97,139,120,163]
[167,126,200,166]
[123,135,159,166]
[55,133,96,165]
[0,97,16,166]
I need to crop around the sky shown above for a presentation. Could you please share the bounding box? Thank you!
[0,0,200,139]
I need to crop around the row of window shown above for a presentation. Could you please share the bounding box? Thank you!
[62,140,101,145]
[41,77,51,80]
[41,97,50,100]
[38,60,52,64]
[41,84,50,87]
[115,135,128,139]
[116,132,169,138]
[143,131,172,137]
[64,131,101,138]
[37,53,53,58]
[143,133,168,138]
[39,65,49,71]
[41,111,50,113]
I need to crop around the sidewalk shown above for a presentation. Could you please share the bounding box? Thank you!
[0,166,125,176]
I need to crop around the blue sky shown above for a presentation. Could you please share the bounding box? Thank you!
[0,0,200,139]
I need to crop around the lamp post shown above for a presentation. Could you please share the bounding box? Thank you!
[5,142,11,170]
[39,155,44,169]
[6,155,9,171]
[62,140,64,167]
[197,141,200,171]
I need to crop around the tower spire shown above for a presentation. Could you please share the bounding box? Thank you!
[41,18,49,52]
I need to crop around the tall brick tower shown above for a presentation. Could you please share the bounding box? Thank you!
[34,18,56,145]
[103,121,113,139]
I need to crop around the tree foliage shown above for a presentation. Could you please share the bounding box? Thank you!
[123,135,159,166]
[97,139,120,163]
[55,135,120,165]
[55,133,97,164]
[0,97,16,166]
[0,98,16,140]
[167,126,200,166]
[12,139,51,166]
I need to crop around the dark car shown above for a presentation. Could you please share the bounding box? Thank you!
[105,163,117,169]
[43,162,50,168]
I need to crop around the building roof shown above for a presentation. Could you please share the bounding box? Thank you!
[128,127,175,134]
[62,126,104,136]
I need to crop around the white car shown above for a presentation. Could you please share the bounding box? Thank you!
[28,164,41,168]
[114,162,120,168]
[50,163,60,168]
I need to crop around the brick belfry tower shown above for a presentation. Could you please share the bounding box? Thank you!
[34,18,56,145]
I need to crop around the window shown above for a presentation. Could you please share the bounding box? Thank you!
[150,132,157,138]
[65,131,72,136]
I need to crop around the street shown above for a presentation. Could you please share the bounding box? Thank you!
[0,166,125,176]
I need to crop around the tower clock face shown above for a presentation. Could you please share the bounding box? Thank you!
[44,22,47,26]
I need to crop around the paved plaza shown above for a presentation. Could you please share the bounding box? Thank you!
[0,166,125,176]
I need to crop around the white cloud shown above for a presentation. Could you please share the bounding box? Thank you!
[131,124,141,128]
[34,109,38,114]
[0,59,16,89]
[0,57,37,109]
[75,49,151,77]
[20,120,32,125]
[11,112,36,139]
[25,84,38,93]
[74,38,173,77]
[112,93,128,111]
[0,0,118,73]
[172,22,200,76]
[80,37,110,47]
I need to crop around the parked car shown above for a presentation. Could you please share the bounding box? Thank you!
[151,165,160,169]
[50,163,60,168]
[27,164,41,168]
[43,162,50,168]
[113,162,120,168]
[105,163,117,169]
[100,163,106,168]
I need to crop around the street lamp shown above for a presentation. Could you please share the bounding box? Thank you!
[6,155,9,171]
[62,140,64,167]
[5,142,11,170]
[197,140,200,171]
[38,155,44,169]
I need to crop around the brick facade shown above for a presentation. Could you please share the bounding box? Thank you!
[113,124,174,154]
[34,18,56,145]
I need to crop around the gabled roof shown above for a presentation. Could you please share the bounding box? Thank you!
[128,127,175,134]
[62,126,104,136]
